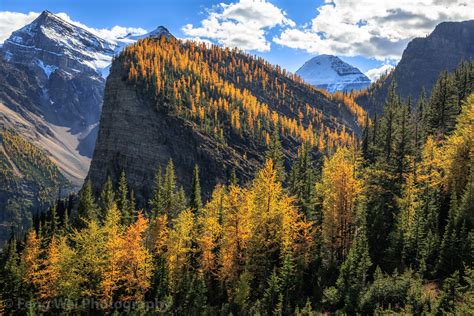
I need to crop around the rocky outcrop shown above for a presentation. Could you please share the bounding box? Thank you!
[86,40,363,206]
[87,61,269,204]
[357,20,474,115]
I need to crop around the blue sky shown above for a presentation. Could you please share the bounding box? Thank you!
[1,0,472,78]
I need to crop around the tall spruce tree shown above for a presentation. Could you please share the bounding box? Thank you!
[426,71,458,136]
[265,128,286,183]
[99,176,116,215]
[190,164,203,212]
[77,180,98,222]
[336,204,372,313]
[163,159,177,215]
[288,143,316,219]
[150,166,164,216]
[117,171,131,224]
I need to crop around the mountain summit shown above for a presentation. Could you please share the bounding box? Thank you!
[296,55,371,93]
[0,11,173,185]
[3,10,115,76]
[356,20,474,115]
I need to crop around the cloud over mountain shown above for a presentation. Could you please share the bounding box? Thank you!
[182,0,294,52]
[0,11,146,44]
[273,0,474,61]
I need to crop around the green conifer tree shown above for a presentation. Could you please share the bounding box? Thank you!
[190,164,203,213]
[77,180,98,222]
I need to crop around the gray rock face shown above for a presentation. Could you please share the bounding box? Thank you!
[0,11,111,184]
[87,61,264,204]
[394,20,474,99]
[357,20,474,115]
[3,10,114,75]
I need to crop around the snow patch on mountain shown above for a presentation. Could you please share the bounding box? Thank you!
[2,11,173,79]
[35,59,58,78]
[296,55,371,93]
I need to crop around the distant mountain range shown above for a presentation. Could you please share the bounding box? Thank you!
[356,20,474,115]
[296,55,371,93]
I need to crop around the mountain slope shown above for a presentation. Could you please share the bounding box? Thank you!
[87,37,365,205]
[296,55,371,93]
[0,130,69,245]
[0,11,112,184]
[357,20,474,115]
[0,11,170,186]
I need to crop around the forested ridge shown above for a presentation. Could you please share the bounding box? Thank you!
[123,37,366,152]
[0,39,473,314]
[0,130,69,246]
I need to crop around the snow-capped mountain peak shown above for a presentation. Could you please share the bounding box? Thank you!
[296,55,371,93]
[3,10,116,76]
[2,11,174,80]
[127,25,173,41]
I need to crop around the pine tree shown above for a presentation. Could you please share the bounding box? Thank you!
[1,239,22,310]
[426,71,458,136]
[130,190,136,219]
[336,205,372,313]
[288,143,316,219]
[190,164,203,212]
[381,80,399,162]
[266,128,286,183]
[163,160,177,215]
[393,102,412,183]
[117,171,131,225]
[78,180,98,222]
[361,114,370,161]
[48,203,60,237]
[230,167,238,186]
[100,177,116,217]
[150,166,164,216]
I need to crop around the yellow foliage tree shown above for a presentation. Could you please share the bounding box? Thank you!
[317,147,363,261]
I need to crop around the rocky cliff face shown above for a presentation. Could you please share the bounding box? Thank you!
[87,60,273,203]
[357,20,474,115]
[87,38,364,206]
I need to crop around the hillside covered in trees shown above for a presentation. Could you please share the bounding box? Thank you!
[0,50,472,314]
[0,130,69,246]
[87,36,367,205]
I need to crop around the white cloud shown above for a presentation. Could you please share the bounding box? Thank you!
[55,13,147,43]
[365,64,394,81]
[0,11,147,44]
[182,0,294,52]
[0,11,39,43]
[274,0,474,61]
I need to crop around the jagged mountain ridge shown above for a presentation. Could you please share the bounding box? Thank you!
[356,20,474,115]
[87,37,365,205]
[0,11,171,185]
[3,10,115,76]
[296,55,371,93]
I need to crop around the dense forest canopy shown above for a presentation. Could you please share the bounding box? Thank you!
[0,38,473,314]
